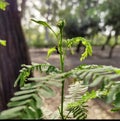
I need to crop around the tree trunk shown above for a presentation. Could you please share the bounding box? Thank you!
[108,32,118,58]
[101,30,112,51]
[0,0,31,111]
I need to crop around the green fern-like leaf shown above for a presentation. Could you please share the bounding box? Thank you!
[70,64,120,87]
[14,63,61,87]
[64,90,97,119]
[69,64,120,110]
[69,105,88,119]
[31,19,58,38]
[0,106,26,119]
[67,37,92,61]
[0,63,63,119]
[1,63,120,119]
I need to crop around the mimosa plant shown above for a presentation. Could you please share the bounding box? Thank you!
[0,19,120,119]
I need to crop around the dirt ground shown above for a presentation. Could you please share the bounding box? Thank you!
[29,45,120,119]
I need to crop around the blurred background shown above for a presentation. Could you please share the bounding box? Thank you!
[0,0,120,119]
[19,0,120,53]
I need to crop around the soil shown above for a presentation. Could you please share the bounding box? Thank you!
[29,45,120,119]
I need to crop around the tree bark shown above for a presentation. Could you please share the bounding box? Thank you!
[19,0,27,18]
[0,0,31,111]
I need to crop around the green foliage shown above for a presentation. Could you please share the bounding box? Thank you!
[0,63,61,119]
[65,90,97,119]
[31,19,58,38]
[0,40,6,46]
[14,63,61,87]
[1,19,120,120]
[47,47,56,59]
[1,63,120,119]
[67,104,88,119]
[56,19,65,31]
[0,0,9,11]
[67,37,92,61]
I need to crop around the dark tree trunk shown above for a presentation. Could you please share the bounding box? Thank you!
[0,0,31,111]
[76,41,83,53]
[76,41,85,54]
[101,30,112,51]
[108,32,118,58]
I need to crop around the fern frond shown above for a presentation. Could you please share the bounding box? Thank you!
[0,63,62,119]
[68,64,120,110]
[70,64,120,87]
[0,106,26,119]
[59,64,120,119]
[63,82,97,119]
[67,105,88,119]
[14,63,61,87]
[1,63,120,119]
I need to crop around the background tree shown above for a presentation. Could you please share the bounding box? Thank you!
[21,0,101,48]
[61,0,101,53]
[19,0,120,57]
[0,0,31,111]
[100,0,120,58]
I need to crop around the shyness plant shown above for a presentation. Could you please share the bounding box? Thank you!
[0,19,120,119]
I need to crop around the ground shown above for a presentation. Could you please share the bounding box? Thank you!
[29,45,120,119]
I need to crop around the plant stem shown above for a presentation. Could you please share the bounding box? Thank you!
[59,31,64,72]
[59,29,65,119]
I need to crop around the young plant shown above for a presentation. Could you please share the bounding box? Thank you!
[31,19,93,119]
[0,19,120,119]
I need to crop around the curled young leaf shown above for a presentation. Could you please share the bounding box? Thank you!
[56,19,65,31]
[47,47,56,59]
[67,37,92,61]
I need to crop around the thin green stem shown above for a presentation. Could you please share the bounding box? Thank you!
[64,110,72,119]
[59,29,65,119]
